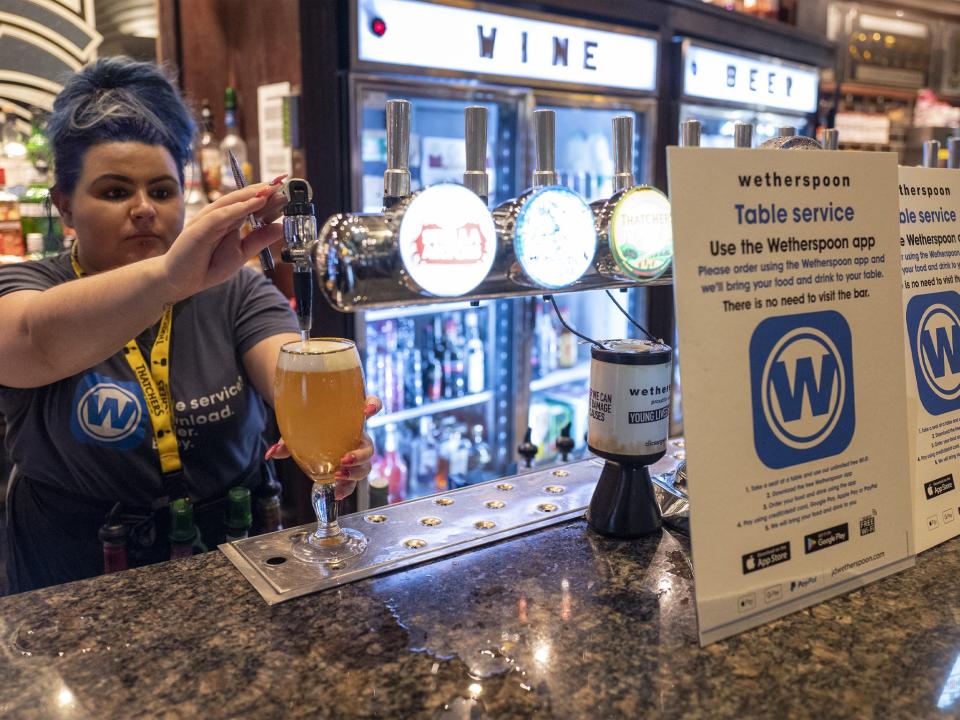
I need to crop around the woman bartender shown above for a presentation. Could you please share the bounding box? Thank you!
[0,57,378,592]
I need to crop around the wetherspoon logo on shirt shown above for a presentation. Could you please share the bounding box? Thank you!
[70,372,147,450]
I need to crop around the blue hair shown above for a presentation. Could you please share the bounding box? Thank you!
[48,56,195,194]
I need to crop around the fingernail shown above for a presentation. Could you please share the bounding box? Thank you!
[255,186,275,198]
[365,403,378,415]
[341,453,357,465]
[270,174,288,186]
[264,442,281,460]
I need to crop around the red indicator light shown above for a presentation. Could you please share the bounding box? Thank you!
[371,18,387,36]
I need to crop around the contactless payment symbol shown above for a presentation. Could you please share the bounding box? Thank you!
[70,372,147,449]
[749,311,855,469]
[906,292,960,415]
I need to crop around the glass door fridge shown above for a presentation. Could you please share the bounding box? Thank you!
[518,91,657,468]
[350,76,528,507]
[676,38,821,148]
[343,0,662,495]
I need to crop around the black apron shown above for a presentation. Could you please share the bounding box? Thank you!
[4,463,270,594]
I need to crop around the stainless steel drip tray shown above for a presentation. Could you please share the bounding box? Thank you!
[222,445,685,605]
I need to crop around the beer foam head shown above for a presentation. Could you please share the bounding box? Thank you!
[278,339,360,372]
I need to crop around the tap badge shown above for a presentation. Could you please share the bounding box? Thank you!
[610,186,673,280]
[515,185,596,289]
[749,311,855,469]
[906,292,960,415]
[398,183,496,297]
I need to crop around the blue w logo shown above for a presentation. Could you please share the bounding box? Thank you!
[71,374,146,448]
[750,311,855,469]
[920,323,960,380]
[768,354,839,422]
[85,393,138,430]
[907,295,960,413]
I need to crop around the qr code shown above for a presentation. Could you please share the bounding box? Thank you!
[860,515,876,536]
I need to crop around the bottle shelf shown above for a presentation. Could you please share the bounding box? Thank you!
[368,390,494,429]
[529,363,591,393]
[365,300,492,322]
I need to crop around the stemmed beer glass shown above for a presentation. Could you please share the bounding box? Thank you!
[275,338,368,564]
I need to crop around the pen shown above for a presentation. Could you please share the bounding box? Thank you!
[227,149,276,273]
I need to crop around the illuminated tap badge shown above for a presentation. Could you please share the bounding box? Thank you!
[610,186,673,280]
[398,183,497,297]
[515,186,596,288]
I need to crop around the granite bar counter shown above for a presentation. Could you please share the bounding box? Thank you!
[1,517,959,719]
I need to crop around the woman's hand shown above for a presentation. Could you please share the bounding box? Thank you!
[161,178,288,302]
[266,396,384,501]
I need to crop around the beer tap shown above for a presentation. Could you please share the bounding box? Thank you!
[281,178,317,338]
[681,119,701,148]
[822,128,840,151]
[556,422,575,462]
[949,137,960,169]
[490,109,596,290]
[383,99,411,210]
[923,140,941,168]
[733,122,753,149]
[592,115,672,282]
[517,427,538,469]
[463,106,489,205]
[532,110,558,187]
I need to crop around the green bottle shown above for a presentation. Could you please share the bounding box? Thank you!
[18,179,62,254]
[225,487,253,541]
[169,498,200,560]
[25,109,51,174]
[19,109,61,254]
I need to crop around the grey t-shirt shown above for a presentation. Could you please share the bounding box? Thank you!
[0,253,299,508]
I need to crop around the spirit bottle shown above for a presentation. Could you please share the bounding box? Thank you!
[219,87,251,195]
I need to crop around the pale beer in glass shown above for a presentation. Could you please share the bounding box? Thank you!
[275,339,368,563]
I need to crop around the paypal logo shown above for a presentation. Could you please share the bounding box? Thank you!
[907,293,960,415]
[750,311,855,469]
[70,372,147,450]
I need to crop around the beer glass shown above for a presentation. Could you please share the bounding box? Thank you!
[275,338,368,564]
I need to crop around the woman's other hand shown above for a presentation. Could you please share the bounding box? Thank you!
[265,396,383,501]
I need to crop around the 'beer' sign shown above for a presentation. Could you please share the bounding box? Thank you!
[681,39,818,114]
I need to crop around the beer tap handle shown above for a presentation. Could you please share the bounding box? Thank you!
[532,110,558,187]
[556,422,575,462]
[463,106,489,203]
[733,122,753,149]
[383,99,411,209]
[822,128,840,151]
[924,140,941,168]
[777,126,797,138]
[950,137,960,169]
[681,119,701,148]
[518,427,538,469]
[282,178,317,335]
[612,115,635,193]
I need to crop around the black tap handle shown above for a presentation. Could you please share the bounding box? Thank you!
[293,267,313,334]
[556,422,575,462]
[518,427,538,469]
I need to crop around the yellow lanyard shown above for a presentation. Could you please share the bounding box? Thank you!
[70,247,181,475]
